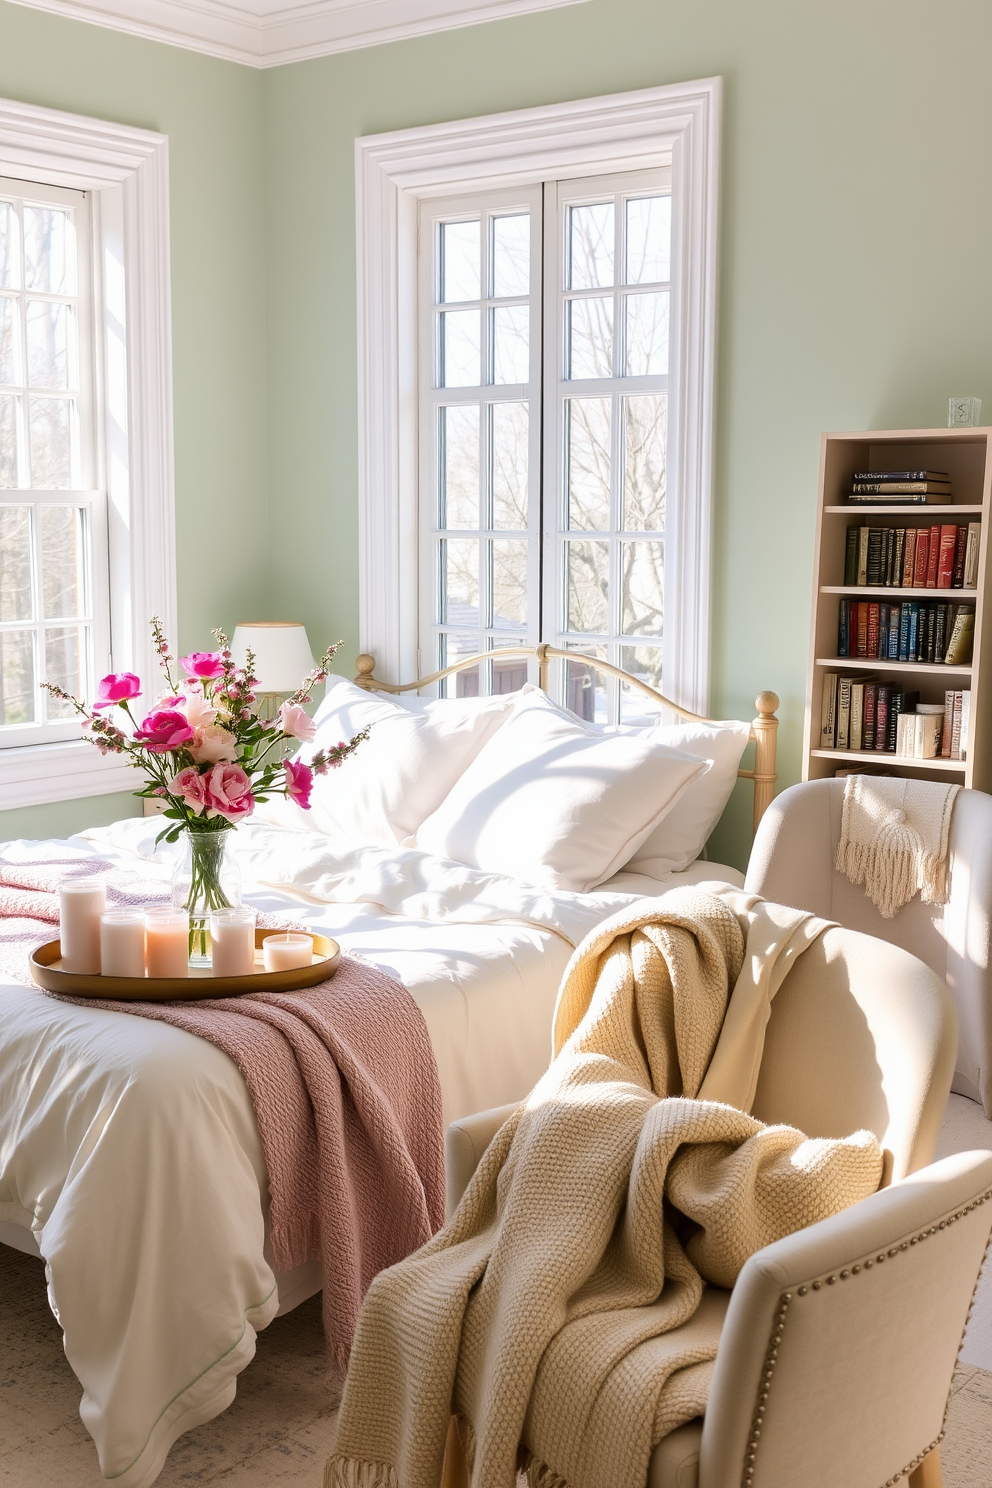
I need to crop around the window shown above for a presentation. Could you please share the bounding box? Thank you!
[0,178,110,745]
[420,169,673,722]
[358,80,720,716]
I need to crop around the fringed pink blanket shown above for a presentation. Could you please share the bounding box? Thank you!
[0,856,445,1376]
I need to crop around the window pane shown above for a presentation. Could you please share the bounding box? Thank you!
[569,203,614,289]
[492,402,528,529]
[620,645,664,724]
[0,505,32,619]
[440,310,480,388]
[492,304,528,384]
[41,504,86,618]
[566,397,611,531]
[442,537,480,626]
[28,398,72,488]
[0,202,15,288]
[492,215,529,298]
[0,296,16,385]
[44,625,85,714]
[566,538,609,633]
[440,220,480,304]
[625,292,669,377]
[623,395,666,531]
[622,541,664,637]
[23,205,72,294]
[440,632,481,698]
[0,628,35,724]
[567,297,613,380]
[27,300,70,389]
[441,405,479,528]
[565,643,607,723]
[625,196,671,285]
[492,539,528,631]
[494,652,527,693]
[0,395,17,487]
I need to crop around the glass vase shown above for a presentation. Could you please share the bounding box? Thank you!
[171,829,242,967]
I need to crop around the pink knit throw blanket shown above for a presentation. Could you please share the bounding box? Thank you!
[0,856,446,1375]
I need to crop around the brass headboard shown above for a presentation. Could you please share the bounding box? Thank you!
[354,645,779,834]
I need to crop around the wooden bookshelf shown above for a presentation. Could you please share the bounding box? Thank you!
[803,428,991,788]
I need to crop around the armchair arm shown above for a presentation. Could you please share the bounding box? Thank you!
[445,1103,520,1219]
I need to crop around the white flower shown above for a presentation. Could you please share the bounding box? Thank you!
[188,724,239,763]
[178,684,218,730]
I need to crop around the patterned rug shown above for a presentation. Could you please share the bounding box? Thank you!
[1,1240,990,1486]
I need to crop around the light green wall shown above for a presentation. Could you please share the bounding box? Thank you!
[261,0,992,867]
[0,0,269,839]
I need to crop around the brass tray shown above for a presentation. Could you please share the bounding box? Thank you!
[29,929,340,1001]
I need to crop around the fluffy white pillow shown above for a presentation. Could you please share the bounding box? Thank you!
[413,688,707,891]
[263,676,520,843]
[624,720,752,877]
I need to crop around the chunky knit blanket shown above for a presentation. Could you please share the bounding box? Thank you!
[0,855,445,1375]
[835,774,960,918]
[326,886,883,1488]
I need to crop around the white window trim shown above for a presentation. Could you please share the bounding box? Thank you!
[355,77,720,713]
[0,96,175,811]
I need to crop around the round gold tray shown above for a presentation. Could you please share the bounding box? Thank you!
[29,929,340,1001]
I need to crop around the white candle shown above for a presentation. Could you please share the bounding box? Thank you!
[145,909,190,979]
[210,908,257,977]
[100,909,146,978]
[262,932,313,973]
[60,877,105,974]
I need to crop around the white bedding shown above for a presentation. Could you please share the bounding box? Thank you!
[0,818,742,1487]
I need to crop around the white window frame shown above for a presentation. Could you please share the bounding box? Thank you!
[356,78,720,714]
[0,97,175,810]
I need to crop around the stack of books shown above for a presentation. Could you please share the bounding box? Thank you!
[837,599,974,665]
[847,469,952,505]
[845,522,980,589]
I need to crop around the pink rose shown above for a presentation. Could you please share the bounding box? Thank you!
[179,651,226,681]
[277,701,316,743]
[178,685,218,730]
[134,709,194,753]
[204,762,254,823]
[283,759,313,810]
[189,723,238,764]
[169,765,209,816]
[93,672,141,710]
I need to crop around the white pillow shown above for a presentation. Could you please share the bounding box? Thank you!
[413,688,707,891]
[625,720,752,877]
[261,676,520,843]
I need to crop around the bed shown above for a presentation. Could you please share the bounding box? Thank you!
[0,647,778,1488]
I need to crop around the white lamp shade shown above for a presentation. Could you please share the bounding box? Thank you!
[231,622,316,694]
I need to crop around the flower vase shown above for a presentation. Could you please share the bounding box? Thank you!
[171,830,242,966]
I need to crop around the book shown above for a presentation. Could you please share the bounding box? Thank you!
[851,470,949,483]
[952,524,968,587]
[892,528,906,587]
[902,528,917,586]
[913,529,930,587]
[964,523,981,588]
[820,673,838,747]
[837,675,854,749]
[945,609,975,666]
[898,602,912,661]
[888,605,900,659]
[951,693,963,759]
[866,528,885,585]
[923,603,936,663]
[866,603,880,658]
[925,524,941,588]
[848,490,952,504]
[883,528,895,586]
[915,713,942,759]
[850,481,952,496]
[863,683,877,750]
[845,526,859,586]
[873,685,890,751]
[858,526,870,586]
[907,603,920,661]
[838,597,850,657]
[850,681,865,751]
[961,690,971,761]
[878,603,890,659]
[937,524,957,588]
[888,689,919,751]
[941,691,956,758]
[856,602,869,658]
[896,711,916,758]
[934,603,949,664]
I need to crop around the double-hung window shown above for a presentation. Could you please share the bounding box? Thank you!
[420,168,671,722]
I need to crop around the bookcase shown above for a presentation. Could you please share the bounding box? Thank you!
[803,427,992,789]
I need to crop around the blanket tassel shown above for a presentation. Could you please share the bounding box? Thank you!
[324,1456,398,1488]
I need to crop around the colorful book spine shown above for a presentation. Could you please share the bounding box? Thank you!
[964,523,981,588]
[913,529,930,587]
[961,691,971,762]
[926,525,941,588]
[866,603,880,658]
[863,683,877,750]
[837,598,850,657]
[937,525,957,589]
[941,692,956,758]
[874,686,890,752]
[821,674,838,747]
[903,528,917,586]
[952,524,968,588]
[850,682,865,751]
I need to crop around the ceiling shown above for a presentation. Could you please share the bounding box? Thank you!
[6,0,587,66]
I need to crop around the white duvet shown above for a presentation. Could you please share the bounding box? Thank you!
[0,819,741,1487]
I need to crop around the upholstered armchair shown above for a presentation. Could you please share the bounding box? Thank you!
[446,926,985,1488]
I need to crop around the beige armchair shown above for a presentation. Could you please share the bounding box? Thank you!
[446,925,983,1488]
[744,779,992,1115]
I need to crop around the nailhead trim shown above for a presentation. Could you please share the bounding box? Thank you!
[740,1187,992,1488]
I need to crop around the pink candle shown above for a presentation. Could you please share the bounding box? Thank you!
[262,932,313,972]
[210,909,256,977]
[145,909,190,978]
[60,877,105,974]
[100,909,146,978]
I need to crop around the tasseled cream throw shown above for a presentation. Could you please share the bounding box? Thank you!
[324,886,883,1488]
[836,774,960,918]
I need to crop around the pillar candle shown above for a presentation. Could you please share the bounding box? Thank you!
[210,909,257,977]
[60,877,105,974]
[145,909,190,978]
[100,909,146,978]
[262,932,313,973]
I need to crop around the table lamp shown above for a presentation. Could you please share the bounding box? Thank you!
[231,622,316,717]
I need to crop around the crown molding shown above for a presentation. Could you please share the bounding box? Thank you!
[2,0,590,67]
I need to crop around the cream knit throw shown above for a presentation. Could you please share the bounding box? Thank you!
[835,774,960,919]
[325,886,883,1488]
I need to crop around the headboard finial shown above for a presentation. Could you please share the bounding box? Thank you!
[355,654,377,689]
[754,690,780,719]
